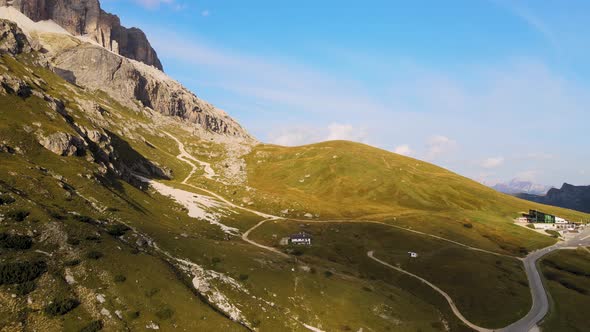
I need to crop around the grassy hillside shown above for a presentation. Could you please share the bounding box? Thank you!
[0,52,471,331]
[540,249,590,332]
[238,142,589,254]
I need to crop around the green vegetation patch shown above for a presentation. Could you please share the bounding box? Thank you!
[0,260,47,285]
[44,297,80,316]
[541,249,590,332]
[5,209,30,222]
[0,233,33,249]
[0,194,16,205]
[79,320,103,332]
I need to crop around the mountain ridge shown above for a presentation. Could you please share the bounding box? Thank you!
[0,0,163,70]
[517,183,590,214]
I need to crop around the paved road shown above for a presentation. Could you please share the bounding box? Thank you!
[501,227,590,332]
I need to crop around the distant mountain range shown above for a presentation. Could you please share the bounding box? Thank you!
[492,179,553,195]
[517,183,590,214]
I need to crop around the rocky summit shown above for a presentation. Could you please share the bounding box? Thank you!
[0,0,162,70]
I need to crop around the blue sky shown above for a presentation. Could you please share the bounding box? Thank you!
[101,0,589,187]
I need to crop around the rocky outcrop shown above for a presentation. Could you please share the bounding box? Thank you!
[52,44,251,138]
[0,0,163,70]
[0,19,31,54]
[517,183,590,214]
[38,132,85,156]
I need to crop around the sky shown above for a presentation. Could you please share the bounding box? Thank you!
[101,0,589,188]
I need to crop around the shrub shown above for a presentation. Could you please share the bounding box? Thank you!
[291,248,304,256]
[85,235,101,242]
[463,223,473,229]
[0,233,33,250]
[0,260,47,285]
[238,274,249,281]
[362,286,373,292]
[67,238,80,246]
[0,194,16,205]
[64,259,81,267]
[86,251,103,260]
[324,271,333,278]
[15,281,36,295]
[106,224,130,237]
[49,211,66,220]
[79,320,103,332]
[6,210,30,222]
[44,298,80,316]
[114,274,126,283]
[73,215,96,224]
[127,311,140,320]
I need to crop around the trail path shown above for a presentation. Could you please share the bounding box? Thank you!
[159,131,590,332]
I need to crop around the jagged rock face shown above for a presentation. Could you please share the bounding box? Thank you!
[0,19,31,54]
[0,0,163,70]
[52,44,251,138]
[38,132,85,156]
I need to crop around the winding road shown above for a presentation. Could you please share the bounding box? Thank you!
[157,131,590,332]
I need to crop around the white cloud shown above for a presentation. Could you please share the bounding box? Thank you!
[393,144,413,156]
[268,127,317,146]
[481,157,505,169]
[425,135,456,160]
[326,123,367,143]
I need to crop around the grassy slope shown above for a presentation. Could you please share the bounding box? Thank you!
[0,53,459,331]
[241,142,589,254]
[249,220,530,329]
[540,249,590,332]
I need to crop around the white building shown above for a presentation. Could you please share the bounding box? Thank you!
[289,232,312,245]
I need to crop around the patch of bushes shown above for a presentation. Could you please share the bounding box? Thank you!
[239,274,249,281]
[291,248,304,256]
[67,238,80,246]
[44,297,80,316]
[114,274,126,283]
[0,233,33,250]
[64,259,81,267]
[73,215,96,224]
[6,210,30,222]
[106,224,130,237]
[49,211,67,220]
[85,235,101,242]
[0,194,16,205]
[463,223,473,229]
[79,320,103,332]
[86,251,103,260]
[15,281,36,295]
[127,311,140,320]
[0,260,47,285]
[324,271,334,278]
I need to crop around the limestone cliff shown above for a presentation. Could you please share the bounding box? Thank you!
[0,0,163,70]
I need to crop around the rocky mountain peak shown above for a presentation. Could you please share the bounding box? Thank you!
[0,0,163,70]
